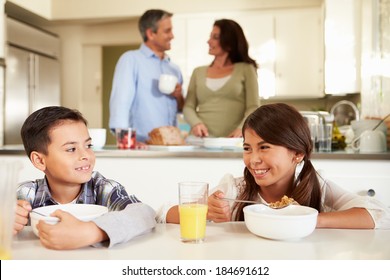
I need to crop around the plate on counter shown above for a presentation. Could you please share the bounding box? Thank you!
[203,137,243,150]
[147,145,197,151]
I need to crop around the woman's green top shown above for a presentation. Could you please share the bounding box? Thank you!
[183,62,260,137]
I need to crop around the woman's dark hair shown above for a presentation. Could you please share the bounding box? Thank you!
[21,106,88,157]
[213,19,258,69]
[138,9,173,42]
[232,103,322,220]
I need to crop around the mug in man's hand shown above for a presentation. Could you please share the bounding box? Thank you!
[159,74,178,94]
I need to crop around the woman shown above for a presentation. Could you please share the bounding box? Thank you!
[183,19,260,138]
[164,103,390,229]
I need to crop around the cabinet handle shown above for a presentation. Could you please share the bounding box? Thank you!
[367,189,376,197]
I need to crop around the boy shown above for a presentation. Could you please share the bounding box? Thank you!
[14,106,156,249]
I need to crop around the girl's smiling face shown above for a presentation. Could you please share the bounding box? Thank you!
[243,128,299,195]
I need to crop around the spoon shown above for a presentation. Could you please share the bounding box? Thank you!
[372,113,390,131]
[30,210,48,217]
[219,197,295,209]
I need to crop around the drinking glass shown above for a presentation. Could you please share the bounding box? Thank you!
[0,161,22,260]
[309,123,318,152]
[178,182,209,243]
[115,128,136,149]
[318,123,333,152]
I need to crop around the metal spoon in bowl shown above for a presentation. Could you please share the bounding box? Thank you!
[372,113,390,131]
[219,196,295,209]
[30,210,48,217]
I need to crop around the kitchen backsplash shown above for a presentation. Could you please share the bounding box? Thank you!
[261,93,361,113]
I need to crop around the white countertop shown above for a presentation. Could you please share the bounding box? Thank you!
[1,144,390,160]
[11,222,390,260]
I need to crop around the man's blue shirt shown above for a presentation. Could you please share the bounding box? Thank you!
[109,44,183,142]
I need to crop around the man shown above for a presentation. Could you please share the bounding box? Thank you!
[109,9,184,143]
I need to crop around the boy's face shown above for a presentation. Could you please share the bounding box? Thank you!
[42,120,96,188]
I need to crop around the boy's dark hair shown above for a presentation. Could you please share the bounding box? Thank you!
[138,9,173,42]
[21,106,88,157]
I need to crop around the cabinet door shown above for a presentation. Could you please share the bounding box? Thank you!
[172,12,274,98]
[275,8,324,97]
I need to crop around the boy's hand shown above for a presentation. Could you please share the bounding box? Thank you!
[207,191,231,223]
[14,200,32,235]
[37,210,107,250]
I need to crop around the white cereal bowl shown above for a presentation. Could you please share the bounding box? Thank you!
[30,204,108,237]
[243,204,318,240]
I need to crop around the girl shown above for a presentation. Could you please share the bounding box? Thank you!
[165,103,390,229]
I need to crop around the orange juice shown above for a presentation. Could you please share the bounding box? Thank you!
[179,204,208,242]
[0,246,11,260]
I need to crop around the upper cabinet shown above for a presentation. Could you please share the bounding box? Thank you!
[324,0,361,95]
[170,6,324,99]
[274,8,324,98]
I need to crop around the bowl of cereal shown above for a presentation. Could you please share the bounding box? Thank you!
[243,204,318,240]
[30,204,108,237]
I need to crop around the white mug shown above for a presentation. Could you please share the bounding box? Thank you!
[351,130,386,153]
[159,74,178,94]
[88,128,106,149]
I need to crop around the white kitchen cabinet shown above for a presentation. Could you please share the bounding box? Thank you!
[312,159,390,207]
[324,0,361,95]
[171,12,274,97]
[274,8,324,98]
[171,7,323,99]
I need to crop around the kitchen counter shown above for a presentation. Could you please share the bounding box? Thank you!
[2,145,390,210]
[1,145,390,160]
[11,223,390,260]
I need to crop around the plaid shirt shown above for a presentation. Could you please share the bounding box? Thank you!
[16,171,140,211]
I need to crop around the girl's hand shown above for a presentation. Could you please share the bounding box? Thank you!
[191,123,209,137]
[207,191,231,223]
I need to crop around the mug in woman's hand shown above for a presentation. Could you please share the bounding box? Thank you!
[351,130,386,153]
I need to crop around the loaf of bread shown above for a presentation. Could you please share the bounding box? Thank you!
[147,126,185,145]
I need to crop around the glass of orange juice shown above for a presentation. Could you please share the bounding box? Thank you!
[178,181,209,243]
[0,161,22,260]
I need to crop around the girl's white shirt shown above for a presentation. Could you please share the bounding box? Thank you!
[157,172,390,229]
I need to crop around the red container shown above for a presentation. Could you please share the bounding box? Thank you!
[115,128,136,149]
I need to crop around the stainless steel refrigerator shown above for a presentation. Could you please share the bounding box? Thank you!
[4,17,60,145]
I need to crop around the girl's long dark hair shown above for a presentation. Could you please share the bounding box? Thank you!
[232,103,322,221]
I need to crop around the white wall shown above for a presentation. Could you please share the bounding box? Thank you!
[0,0,5,57]
[8,0,321,20]
[47,19,140,126]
